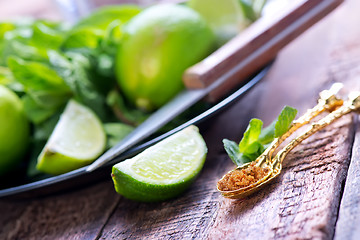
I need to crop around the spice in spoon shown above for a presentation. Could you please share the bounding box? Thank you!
[217,162,270,191]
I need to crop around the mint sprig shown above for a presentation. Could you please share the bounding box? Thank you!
[223,106,297,166]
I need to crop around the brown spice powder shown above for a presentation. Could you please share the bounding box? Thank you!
[217,162,270,191]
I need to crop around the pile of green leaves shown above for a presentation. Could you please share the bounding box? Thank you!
[0,6,148,177]
[0,1,268,179]
[223,106,297,166]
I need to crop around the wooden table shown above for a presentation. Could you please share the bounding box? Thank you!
[1,0,360,239]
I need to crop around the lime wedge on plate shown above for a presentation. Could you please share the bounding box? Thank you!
[112,125,207,202]
[36,100,106,175]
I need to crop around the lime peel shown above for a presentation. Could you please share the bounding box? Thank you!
[0,85,29,176]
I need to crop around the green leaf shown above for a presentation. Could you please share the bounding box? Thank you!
[7,56,70,92]
[33,111,61,141]
[223,139,241,165]
[258,120,275,144]
[62,5,141,50]
[30,22,64,49]
[0,22,15,38]
[223,139,252,166]
[48,50,111,121]
[239,118,263,152]
[274,106,297,137]
[258,106,297,143]
[22,95,58,124]
[243,141,263,154]
[238,0,257,21]
[72,5,141,31]
[1,39,47,65]
[0,19,68,65]
[223,105,297,166]
[62,28,103,49]
[7,57,71,109]
[106,90,149,125]
[104,122,134,149]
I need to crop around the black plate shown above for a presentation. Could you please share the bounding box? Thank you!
[0,63,272,199]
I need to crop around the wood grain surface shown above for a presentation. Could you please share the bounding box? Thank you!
[1,0,360,239]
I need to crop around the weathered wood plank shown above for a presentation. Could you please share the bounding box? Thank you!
[0,181,119,240]
[334,115,360,240]
[330,44,360,240]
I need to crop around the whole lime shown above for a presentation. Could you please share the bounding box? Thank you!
[0,85,29,176]
[116,4,215,111]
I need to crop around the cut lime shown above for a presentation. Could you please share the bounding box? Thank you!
[112,125,207,202]
[36,99,106,175]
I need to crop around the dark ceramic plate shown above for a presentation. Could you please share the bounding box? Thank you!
[0,63,272,199]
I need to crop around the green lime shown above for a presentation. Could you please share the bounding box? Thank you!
[36,99,106,175]
[188,0,248,46]
[0,85,29,176]
[112,125,207,202]
[116,4,215,111]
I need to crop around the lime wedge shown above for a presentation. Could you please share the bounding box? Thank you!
[36,100,106,175]
[188,0,248,46]
[112,125,207,202]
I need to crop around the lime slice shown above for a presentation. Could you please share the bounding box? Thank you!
[188,0,248,46]
[36,100,106,175]
[112,125,207,202]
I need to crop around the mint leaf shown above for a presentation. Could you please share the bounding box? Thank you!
[258,120,275,144]
[62,28,103,49]
[22,95,58,124]
[106,90,149,125]
[258,106,297,143]
[243,141,263,155]
[7,56,71,110]
[239,118,263,152]
[48,50,111,121]
[104,123,134,149]
[223,139,251,166]
[274,106,297,137]
[223,139,241,165]
[7,56,70,93]
[71,5,141,31]
[223,106,297,166]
